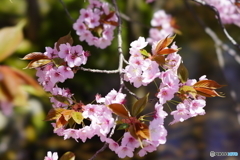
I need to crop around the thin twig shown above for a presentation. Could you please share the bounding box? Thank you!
[186,0,240,125]
[58,0,75,22]
[88,143,108,160]
[112,0,124,92]
[79,67,119,73]
[191,0,240,50]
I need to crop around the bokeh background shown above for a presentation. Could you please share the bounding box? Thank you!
[0,0,240,160]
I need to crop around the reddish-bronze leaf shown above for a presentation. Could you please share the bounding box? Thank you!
[193,80,225,89]
[104,11,115,21]
[135,122,150,140]
[151,54,165,66]
[108,103,130,118]
[44,108,66,121]
[155,35,176,54]
[102,21,118,26]
[128,121,150,140]
[21,52,49,60]
[194,87,225,98]
[157,48,178,55]
[56,115,68,128]
[24,59,52,69]
[61,110,74,121]
[56,32,73,51]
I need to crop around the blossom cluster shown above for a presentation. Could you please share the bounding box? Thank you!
[203,0,240,27]
[147,10,175,44]
[22,0,225,159]
[73,0,118,49]
[36,34,222,159]
[36,43,88,107]
[123,36,209,128]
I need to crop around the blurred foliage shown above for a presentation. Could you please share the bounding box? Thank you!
[0,0,240,160]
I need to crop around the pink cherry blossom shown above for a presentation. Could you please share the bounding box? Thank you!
[130,37,148,49]
[121,132,140,149]
[44,151,58,160]
[188,99,206,116]
[149,119,167,144]
[147,10,175,43]
[203,0,240,27]
[115,145,134,158]
[138,140,157,157]
[106,138,119,151]
[95,89,126,105]
[73,0,117,48]
[170,102,190,124]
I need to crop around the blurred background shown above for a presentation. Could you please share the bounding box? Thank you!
[0,0,240,160]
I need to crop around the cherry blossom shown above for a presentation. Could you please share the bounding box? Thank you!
[147,10,175,43]
[73,0,118,48]
[44,151,58,160]
[203,0,240,27]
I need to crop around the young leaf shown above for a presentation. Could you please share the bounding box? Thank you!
[59,152,75,160]
[151,54,166,66]
[155,34,176,54]
[193,80,225,98]
[56,32,73,51]
[21,52,49,60]
[52,95,71,105]
[24,59,52,69]
[179,85,197,99]
[157,48,178,55]
[194,87,225,97]
[135,122,150,140]
[193,80,225,89]
[71,111,83,124]
[117,123,129,130]
[61,110,74,121]
[44,108,66,121]
[177,63,189,83]
[108,103,131,118]
[56,115,68,128]
[140,49,151,57]
[0,20,25,62]
[131,93,149,117]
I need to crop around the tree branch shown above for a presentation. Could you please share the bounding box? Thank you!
[191,0,240,50]
[112,0,125,92]
[79,67,119,73]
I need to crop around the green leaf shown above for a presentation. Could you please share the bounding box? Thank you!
[131,93,149,117]
[177,63,189,83]
[71,111,83,124]
[140,49,151,57]
[59,152,75,160]
[117,123,129,130]
[180,85,197,98]
[0,20,25,62]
